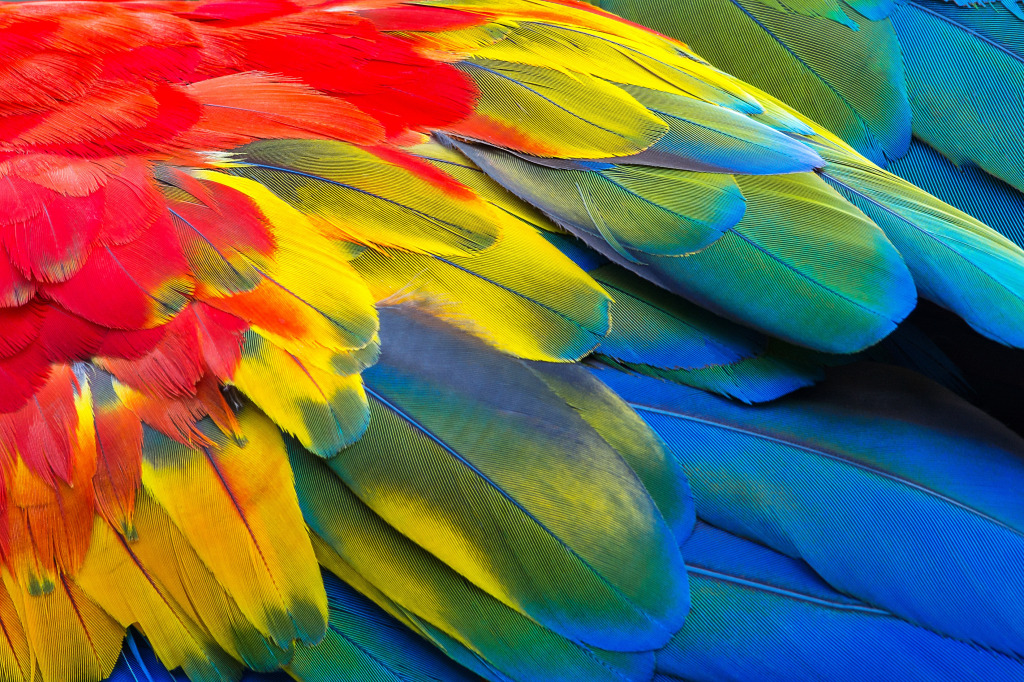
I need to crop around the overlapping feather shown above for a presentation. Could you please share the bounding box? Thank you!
[599,361,1024,657]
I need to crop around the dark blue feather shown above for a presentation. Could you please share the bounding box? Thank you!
[596,361,1024,657]
[656,522,1024,681]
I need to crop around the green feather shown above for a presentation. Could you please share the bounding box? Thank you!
[595,0,911,164]
[324,308,689,652]
[289,438,664,682]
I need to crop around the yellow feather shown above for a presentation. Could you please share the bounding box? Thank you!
[2,568,122,682]
[196,171,380,371]
[140,407,327,651]
[0,579,30,682]
[230,331,371,456]
[206,141,501,258]
[127,491,291,671]
[74,518,241,682]
[353,218,611,362]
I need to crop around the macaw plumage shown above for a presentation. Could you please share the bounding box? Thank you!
[0,0,1022,680]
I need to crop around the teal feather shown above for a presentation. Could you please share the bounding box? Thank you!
[917,0,1024,54]
[452,139,746,260]
[890,1,1024,192]
[597,362,1024,657]
[886,140,1024,249]
[814,140,1024,347]
[589,264,828,402]
[609,84,825,175]
[841,0,896,20]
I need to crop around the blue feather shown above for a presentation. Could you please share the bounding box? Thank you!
[596,361,1024,657]
[865,319,971,394]
[656,522,1024,681]
[611,84,825,175]
[105,633,178,682]
[105,633,283,682]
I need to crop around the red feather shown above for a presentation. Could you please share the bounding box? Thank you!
[42,213,194,330]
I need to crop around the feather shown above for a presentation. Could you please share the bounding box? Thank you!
[125,491,292,672]
[594,0,911,164]
[326,307,688,652]
[658,522,1024,682]
[885,139,1024,250]
[351,219,611,364]
[589,263,827,403]
[4,370,96,587]
[814,139,1024,347]
[139,407,327,652]
[86,367,144,539]
[526,360,695,543]
[449,58,668,159]
[613,84,824,175]
[2,567,123,682]
[890,0,1024,193]
[229,331,372,457]
[74,518,241,682]
[185,72,386,147]
[459,132,915,352]
[105,632,288,682]
[42,214,194,330]
[598,361,1024,657]
[913,0,1024,55]
[287,571,484,682]
[0,579,29,682]
[464,19,756,109]
[452,138,745,259]
[217,140,501,258]
[291,438,659,682]
[865,318,970,395]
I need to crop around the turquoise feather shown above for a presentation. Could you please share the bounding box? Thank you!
[607,84,825,175]
[589,263,827,402]
[886,140,1024,249]
[890,1,1024,192]
[451,139,746,260]
[917,0,1024,54]
[597,361,1024,657]
[466,140,916,353]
